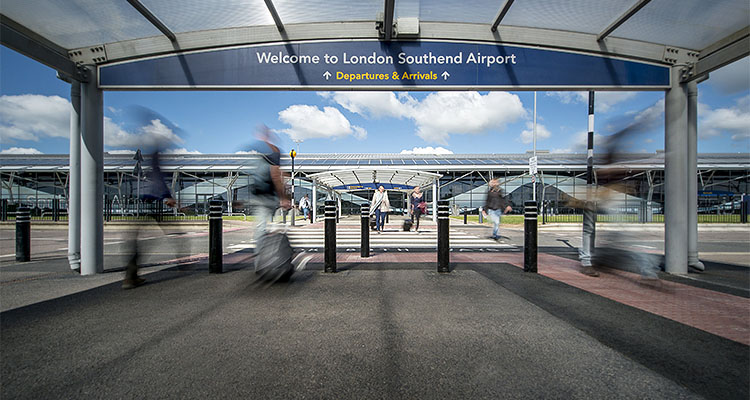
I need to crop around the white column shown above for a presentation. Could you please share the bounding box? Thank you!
[664,66,689,275]
[312,184,317,222]
[432,180,438,222]
[687,81,704,271]
[80,66,104,275]
[68,81,81,271]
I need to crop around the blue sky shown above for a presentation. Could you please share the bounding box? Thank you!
[1,46,748,156]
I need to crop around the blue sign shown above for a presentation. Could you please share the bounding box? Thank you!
[99,40,670,89]
[698,190,735,197]
[333,183,414,191]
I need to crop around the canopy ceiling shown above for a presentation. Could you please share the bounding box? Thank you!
[306,168,441,191]
[1,0,747,83]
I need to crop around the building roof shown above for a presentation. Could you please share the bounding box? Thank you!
[1,152,747,173]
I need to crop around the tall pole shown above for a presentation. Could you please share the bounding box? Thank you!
[80,66,104,275]
[68,80,81,271]
[687,81,704,271]
[290,149,296,226]
[532,91,537,202]
[580,91,597,269]
[664,66,689,275]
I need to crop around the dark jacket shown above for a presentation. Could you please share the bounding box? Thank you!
[484,188,509,211]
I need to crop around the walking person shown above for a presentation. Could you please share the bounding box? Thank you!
[246,125,291,248]
[123,151,177,289]
[369,185,390,233]
[299,193,311,224]
[409,186,426,232]
[482,179,512,240]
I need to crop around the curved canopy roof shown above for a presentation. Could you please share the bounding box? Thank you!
[1,0,747,83]
[307,168,441,191]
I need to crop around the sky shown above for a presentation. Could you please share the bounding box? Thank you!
[1,46,748,156]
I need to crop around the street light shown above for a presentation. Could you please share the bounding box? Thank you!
[290,149,296,226]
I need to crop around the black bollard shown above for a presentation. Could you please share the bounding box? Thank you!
[52,198,60,222]
[437,200,450,273]
[208,200,223,273]
[463,212,467,224]
[1,199,7,221]
[324,200,337,273]
[361,204,370,258]
[16,206,31,262]
[524,200,538,273]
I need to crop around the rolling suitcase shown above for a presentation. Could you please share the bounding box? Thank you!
[254,231,294,282]
[403,218,413,231]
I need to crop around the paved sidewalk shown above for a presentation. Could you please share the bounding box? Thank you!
[302,251,750,346]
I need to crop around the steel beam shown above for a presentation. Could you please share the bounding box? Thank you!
[597,0,652,42]
[491,0,515,33]
[382,0,395,41]
[690,27,750,81]
[87,21,696,67]
[0,15,80,80]
[126,0,176,42]
[263,0,285,32]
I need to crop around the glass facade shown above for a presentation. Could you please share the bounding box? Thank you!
[2,161,747,223]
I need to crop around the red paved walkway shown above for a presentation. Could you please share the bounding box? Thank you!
[300,251,750,345]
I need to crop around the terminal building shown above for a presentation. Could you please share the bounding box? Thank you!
[2,151,747,223]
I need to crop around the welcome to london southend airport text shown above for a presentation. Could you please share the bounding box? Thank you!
[256,50,518,81]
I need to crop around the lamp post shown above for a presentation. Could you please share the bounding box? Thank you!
[290,149,296,226]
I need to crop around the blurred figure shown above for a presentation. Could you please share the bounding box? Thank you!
[482,179,513,240]
[123,151,177,289]
[573,117,661,279]
[245,125,290,248]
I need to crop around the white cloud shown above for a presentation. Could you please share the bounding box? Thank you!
[276,105,367,141]
[104,118,184,150]
[318,92,410,119]
[519,122,551,144]
[699,95,750,140]
[400,146,453,155]
[0,147,43,154]
[631,98,664,130]
[106,150,136,155]
[162,148,202,154]
[546,91,637,112]
[410,92,525,144]
[0,95,70,142]
[320,91,525,145]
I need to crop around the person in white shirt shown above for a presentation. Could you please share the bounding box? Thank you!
[299,193,311,223]
[369,185,391,233]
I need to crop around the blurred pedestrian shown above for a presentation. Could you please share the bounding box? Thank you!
[482,179,513,240]
[123,151,176,289]
[245,125,290,248]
